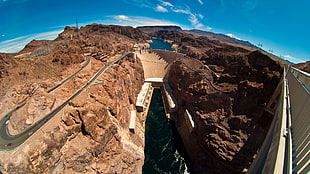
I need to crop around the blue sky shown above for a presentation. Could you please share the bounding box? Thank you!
[0,0,309,63]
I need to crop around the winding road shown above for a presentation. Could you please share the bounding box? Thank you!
[46,56,91,93]
[0,53,130,150]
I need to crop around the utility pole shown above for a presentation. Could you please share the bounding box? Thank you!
[76,18,79,39]
[76,18,79,29]
[98,24,100,35]
[75,18,79,54]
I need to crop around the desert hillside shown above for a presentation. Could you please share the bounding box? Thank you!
[0,24,298,174]
[0,24,147,173]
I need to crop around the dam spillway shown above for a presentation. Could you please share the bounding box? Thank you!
[142,89,189,173]
[135,39,191,173]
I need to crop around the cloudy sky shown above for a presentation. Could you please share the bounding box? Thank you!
[0,0,309,63]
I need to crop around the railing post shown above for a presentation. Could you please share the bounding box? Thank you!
[285,74,293,174]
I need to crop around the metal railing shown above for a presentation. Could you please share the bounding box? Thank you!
[290,67,310,93]
[287,69,310,173]
[247,66,310,174]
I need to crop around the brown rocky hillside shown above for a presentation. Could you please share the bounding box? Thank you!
[0,24,299,174]
[0,24,147,173]
[147,29,283,173]
[293,61,310,73]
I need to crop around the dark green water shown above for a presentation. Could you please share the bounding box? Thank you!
[150,39,173,51]
[142,89,190,174]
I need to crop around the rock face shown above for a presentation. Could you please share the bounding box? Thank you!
[185,29,257,49]
[293,61,310,73]
[0,25,295,173]
[2,57,145,173]
[158,30,283,173]
[52,25,147,65]
[0,24,147,173]
[0,53,14,79]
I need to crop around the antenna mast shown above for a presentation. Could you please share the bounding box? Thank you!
[75,18,79,39]
[76,18,79,29]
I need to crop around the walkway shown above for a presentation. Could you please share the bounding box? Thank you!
[247,66,310,174]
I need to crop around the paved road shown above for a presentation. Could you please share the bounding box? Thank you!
[0,53,130,151]
[47,56,91,93]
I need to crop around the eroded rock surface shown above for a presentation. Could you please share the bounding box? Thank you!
[294,61,310,73]
[157,30,283,173]
[0,25,292,174]
[1,56,145,174]
[0,24,146,173]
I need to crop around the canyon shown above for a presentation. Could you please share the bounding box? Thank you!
[0,24,306,173]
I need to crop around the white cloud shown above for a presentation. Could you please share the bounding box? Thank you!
[173,9,191,14]
[0,30,62,53]
[189,14,199,25]
[107,15,178,27]
[156,5,168,12]
[226,33,233,37]
[173,8,204,28]
[0,38,29,53]
[122,0,203,29]
[114,15,129,20]
[34,30,63,39]
[1,34,5,37]
[159,0,173,7]
[189,15,204,28]
[226,33,241,40]
[0,35,28,44]
[121,0,153,8]
[195,23,204,28]
[206,26,212,30]
[283,55,305,63]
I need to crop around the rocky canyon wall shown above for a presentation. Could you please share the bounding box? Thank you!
[0,24,147,174]
[164,31,282,173]
[1,55,145,174]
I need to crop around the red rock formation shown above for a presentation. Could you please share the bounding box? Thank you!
[50,24,147,65]
[139,28,284,173]
[0,24,146,173]
[293,61,310,73]
[0,53,13,79]
[166,42,281,173]
[1,55,146,174]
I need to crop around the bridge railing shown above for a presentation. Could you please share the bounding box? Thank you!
[287,69,310,173]
[290,67,310,93]
[247,66,310,174]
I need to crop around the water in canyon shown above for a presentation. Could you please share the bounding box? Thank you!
[150,39,173,51]
[142,89,190,174]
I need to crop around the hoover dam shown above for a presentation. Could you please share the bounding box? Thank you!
[0,24,309,174]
